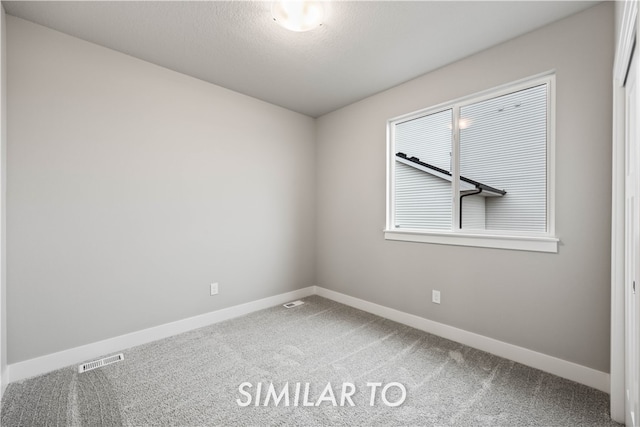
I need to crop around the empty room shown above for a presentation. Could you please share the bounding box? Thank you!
[0,0,638,426]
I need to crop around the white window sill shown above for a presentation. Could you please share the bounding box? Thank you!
[384,230,559,253]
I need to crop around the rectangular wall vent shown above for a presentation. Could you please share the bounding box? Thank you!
[78,353,124,373]
[283,300,304,309]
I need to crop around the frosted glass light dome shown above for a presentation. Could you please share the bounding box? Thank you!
[272,1,324,32]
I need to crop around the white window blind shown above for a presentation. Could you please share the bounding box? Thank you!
[395,162,451,229]
[386,73,556,252]
[395,109,452,172]
[394,109,452,230]
[460,84,547,232]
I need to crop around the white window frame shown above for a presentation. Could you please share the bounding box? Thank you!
[385,72,559,253]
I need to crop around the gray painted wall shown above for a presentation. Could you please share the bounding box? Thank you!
[316,3,614,372]
[1,4,7,394]
[7,17,316,364]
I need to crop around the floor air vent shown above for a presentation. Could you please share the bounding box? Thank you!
[78,353,124,373]
[283,300,304,308]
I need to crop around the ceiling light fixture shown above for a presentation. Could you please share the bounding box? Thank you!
[271,1,324,32]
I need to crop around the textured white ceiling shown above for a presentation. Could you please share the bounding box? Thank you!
[3,1,600,117]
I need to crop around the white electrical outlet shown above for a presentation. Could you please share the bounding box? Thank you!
[210,283,219,296]
[432,290,441,304]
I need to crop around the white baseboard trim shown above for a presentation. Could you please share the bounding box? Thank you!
[314,286,610,393]
[8,286,315,383]
[1,366,6,397]
[7,285,609,393]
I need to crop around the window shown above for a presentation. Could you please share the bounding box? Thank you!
[386,73,558,253]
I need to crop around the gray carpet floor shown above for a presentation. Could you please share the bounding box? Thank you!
[1,296,620,426]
